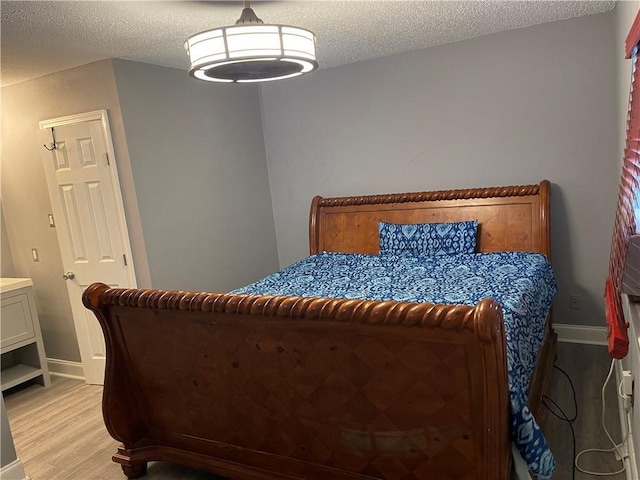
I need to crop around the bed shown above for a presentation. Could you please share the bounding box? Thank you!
[83,180,557,480]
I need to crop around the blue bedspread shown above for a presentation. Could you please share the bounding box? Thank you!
[233,251,558,478]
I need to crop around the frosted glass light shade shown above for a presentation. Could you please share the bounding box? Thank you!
[185,24,317,83]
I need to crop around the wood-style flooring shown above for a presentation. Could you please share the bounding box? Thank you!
[543,342,628,480]
[3,342,630,480]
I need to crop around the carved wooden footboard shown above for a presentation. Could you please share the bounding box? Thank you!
[84,180,555,480]
[83,285,510,480]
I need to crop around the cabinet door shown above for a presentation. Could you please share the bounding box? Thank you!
[1,293,35,350]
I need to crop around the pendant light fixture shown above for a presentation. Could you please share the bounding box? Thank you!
[184,2,318,83]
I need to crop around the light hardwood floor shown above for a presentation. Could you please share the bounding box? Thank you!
[3,343,630,480]
[3,376,221,480]
[543,342,628,480]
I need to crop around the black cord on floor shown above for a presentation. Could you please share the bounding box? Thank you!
[542,364,579,480]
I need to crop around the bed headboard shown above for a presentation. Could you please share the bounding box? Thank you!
[310,180,551,258]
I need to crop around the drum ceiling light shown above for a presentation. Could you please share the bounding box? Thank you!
[184,2,318,83]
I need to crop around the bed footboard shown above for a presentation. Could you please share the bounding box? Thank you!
[83,283,510,480]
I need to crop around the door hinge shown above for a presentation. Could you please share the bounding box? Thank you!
[123,254,128,266]
[105,153,110,166]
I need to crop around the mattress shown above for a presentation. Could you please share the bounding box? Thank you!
[233,251,558,478]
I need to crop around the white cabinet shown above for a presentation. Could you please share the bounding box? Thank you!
[1,278,51,391]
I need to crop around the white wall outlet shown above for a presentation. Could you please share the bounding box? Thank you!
[614,443,630,461]
[570,294,581,310]
[623,370,634,396]
[622,370,634,412]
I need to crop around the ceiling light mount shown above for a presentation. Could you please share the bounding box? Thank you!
[184,1,318,83]
[236,5,263,25]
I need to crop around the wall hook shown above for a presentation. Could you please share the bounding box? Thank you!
[43,127,57,151]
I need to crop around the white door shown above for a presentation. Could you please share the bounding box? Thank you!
[40,110,137,385]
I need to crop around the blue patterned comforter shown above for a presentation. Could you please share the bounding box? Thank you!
[233,251,558,478]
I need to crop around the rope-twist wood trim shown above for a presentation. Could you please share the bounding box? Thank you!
[315,183,541,208]
[82,283,502,342]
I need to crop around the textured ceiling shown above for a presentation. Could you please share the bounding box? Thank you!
[1,0,616,87]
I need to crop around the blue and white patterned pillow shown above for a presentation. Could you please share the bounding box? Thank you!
[378,220,478,256]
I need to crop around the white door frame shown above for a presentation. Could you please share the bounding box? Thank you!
[39,110,137,288]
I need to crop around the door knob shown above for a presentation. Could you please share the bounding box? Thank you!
[62,271,75,280]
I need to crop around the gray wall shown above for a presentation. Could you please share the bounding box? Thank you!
[1,206,15,277]
[0,60,149,362]
[112,60,279,292]
[260,11,619,327]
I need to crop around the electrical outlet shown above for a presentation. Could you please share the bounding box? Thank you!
[623,370,634,396]
[622,370,634,412]
[569,294,581,310]
[614,443,630,461]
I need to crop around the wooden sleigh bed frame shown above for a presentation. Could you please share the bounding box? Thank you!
[83,180,556,480]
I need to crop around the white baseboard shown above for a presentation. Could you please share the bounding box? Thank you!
[0,458,27,480]
[614,361,638,480]
[554,323,607,346]
[46,358,84,380]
